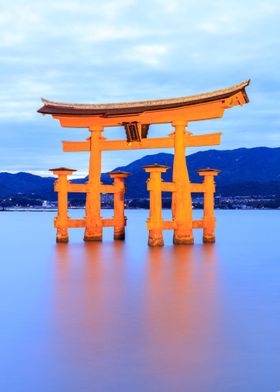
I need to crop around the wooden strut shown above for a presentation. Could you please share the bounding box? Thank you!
[50,164,130,243]
[143,164,221,246]
[50,167,76,243]
[62,132,222,152]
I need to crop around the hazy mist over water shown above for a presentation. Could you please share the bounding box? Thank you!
[0,210,279,392]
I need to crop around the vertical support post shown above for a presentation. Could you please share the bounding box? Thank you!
[109,171,130,240]
[172,120,194,244]
[84,127,104,241]
[50,167,76,243]
[143,164,169,247]
[196,168,221,243]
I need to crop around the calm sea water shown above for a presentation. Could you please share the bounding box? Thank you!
[0,209,279,392]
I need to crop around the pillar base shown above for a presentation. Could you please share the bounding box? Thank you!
[173,233,194,245]
[56,236,69,243]
[56,228,69,243]
[148,237,164,247]
[203,235,216,243]
[84,234,103,241]
[114,231,125,240]
[84,225,103,241]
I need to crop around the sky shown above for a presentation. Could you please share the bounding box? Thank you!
[0,0,279,177]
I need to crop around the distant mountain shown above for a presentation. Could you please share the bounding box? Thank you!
[0,172,55,199]
[0,147,279,200]
[102,147,280,197]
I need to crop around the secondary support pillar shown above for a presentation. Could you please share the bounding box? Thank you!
[109,171,130,240]
[50,167,76,243]
[143,164,169,247]
[196,168,221,243]
[84,127,104,241]
[172,120,194,244]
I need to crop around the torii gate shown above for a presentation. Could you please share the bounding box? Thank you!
[38,80,250,245]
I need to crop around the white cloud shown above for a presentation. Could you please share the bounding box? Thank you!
[124,44,169,66]
[0,0,279,172]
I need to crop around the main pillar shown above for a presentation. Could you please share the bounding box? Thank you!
[50,167,76,243]
[143,164,169,247]
[197,168,220,243]
[172,121,194,244]
[84,127,104,241]
[109,171,130,240]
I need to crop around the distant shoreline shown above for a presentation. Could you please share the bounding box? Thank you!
[1,207,279,212]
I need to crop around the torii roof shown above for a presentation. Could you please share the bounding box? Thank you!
[38,80,250,117]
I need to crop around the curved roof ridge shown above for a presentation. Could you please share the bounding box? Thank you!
[40,80,250,111]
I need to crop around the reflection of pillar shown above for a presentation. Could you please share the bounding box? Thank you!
[143,164,169,247]
[196,168,221,243]
[84,127,104,241]
[109,171,130,240]
[50,167,76,243]
[172,121,193,245]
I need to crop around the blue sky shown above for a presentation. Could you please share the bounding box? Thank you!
[0,0,279,176]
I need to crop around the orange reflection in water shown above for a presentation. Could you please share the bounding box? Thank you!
[53,241,222,390]
[142,245,222,385]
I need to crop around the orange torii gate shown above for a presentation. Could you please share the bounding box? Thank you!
[38,80,250,245]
